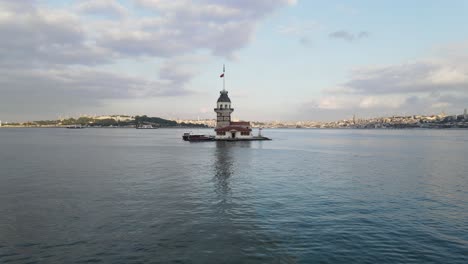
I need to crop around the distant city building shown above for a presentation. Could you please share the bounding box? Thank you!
[464,108,467,120]
[95,115,114,120]
[95,115,134,122]
[174,119,216,127]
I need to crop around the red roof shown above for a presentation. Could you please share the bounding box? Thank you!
[215,125,252,132]
[230,121,250,126]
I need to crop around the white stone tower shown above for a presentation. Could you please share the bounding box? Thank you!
[214,90,233,128]
[214,65,233,128]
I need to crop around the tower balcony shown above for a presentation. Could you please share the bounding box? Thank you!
[214,107,234,111]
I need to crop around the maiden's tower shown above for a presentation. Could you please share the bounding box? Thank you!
[182,65,270,142]
[214,90,253,140]
[214,65,254,140]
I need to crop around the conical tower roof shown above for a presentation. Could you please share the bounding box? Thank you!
[217,90,231,103]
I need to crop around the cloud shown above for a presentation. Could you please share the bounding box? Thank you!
[277,18,319,47]
[0,0,36,11]
[0,67,186,99]
[329,30,369,42]
[0,0,296,62]
[305,95,404,111]
[329,31,354,41]
[124,0,295,57]
[75,0,128,19]
[0,66,197,119]
[334,60,468,95]
[0,0,295,120]
[305,56,468,117]
[134,0,296,18]
[159,56,207,85]
[358,96,404,109]
[0,4,114,67]
[301,93,468,121]
[0,0,295,63]
[156,55,212,96]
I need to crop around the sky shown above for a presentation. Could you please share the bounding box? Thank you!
[1,0,468,122]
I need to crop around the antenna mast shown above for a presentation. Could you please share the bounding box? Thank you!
[223,64,226,92]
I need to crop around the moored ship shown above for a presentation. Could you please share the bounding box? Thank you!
[66,124,84,129]
[182,133,215,142]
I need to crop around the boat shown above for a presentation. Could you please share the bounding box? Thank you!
[182,133,215,142]
[66,124,84,129]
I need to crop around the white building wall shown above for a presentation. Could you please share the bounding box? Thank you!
[215,131,253,139]
[214,107,234,128]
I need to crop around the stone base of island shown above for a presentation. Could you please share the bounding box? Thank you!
[182,132,271,142]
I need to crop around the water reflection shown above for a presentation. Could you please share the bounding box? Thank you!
[212,141,252,196]
[210,141,296,262]
[213,141,234,197]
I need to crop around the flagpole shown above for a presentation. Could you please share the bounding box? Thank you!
[223,64,226,92]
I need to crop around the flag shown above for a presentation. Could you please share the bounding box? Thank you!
[220,73,224,78]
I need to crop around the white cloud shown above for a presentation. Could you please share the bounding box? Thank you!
[304,46,468,117]
[358,96,404,109]
[340,60,468,95]
[75,0,129,19]
[426,66,468,85]
[329,30,369,42]
[0,0,294,120]
[431,102,450,109]
[0,5,114,67]
[104,0,296,57]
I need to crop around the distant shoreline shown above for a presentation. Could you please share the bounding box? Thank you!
[0,126,208,129]
[1,126,467,130]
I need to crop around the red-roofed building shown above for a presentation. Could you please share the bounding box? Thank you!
[215,123,253,139]
[230,121,250,126]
